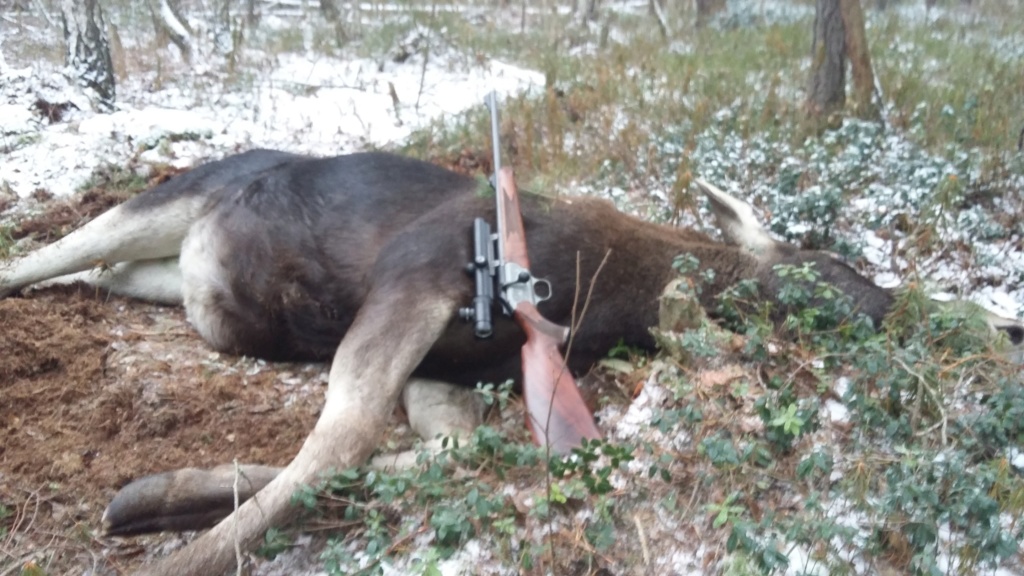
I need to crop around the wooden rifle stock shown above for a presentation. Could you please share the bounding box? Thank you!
[496,168,601,454]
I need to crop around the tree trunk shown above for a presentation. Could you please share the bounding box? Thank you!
[320,0,341,21]
[806,0,845,117]
[245,0,261,28]
[840,0,879,120]
[211,0,232,54]
[696,0,726,28]
[148,0,192,62]
[320,0,349,47]
[572,0,600,24]
[108,20,127,81]
[60,0,115,112]
[649,0,670,39]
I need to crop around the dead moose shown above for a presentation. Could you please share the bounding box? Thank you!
[0,149,1020,576]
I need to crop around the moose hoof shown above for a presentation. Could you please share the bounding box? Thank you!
[103,465,280,536]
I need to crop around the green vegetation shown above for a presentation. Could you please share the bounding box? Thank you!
[298,4,1024,573]
[0,225,14,259]
[0,502,11,539]
[294,250,1022,574]
[76,162,151,198]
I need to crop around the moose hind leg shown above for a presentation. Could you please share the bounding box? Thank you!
[0,196,201,298]
[177,213,264,354]
[405,378,484,439]
[31,257,184,304]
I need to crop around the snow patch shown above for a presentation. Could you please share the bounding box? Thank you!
[0,51,543,198]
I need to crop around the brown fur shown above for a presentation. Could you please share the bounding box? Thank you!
[113,152,891,380]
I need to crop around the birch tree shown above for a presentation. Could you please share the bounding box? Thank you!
[60,0,115,112]
[148,0,192,62]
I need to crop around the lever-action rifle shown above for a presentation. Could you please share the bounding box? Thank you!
[459,92,601,455]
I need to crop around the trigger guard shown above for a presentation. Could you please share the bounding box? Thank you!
[533,278,553,302]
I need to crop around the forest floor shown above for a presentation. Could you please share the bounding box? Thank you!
[2,1,1024,575]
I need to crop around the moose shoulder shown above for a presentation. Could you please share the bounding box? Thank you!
[0,150,1019,576]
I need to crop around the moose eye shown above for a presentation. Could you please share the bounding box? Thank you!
[1002,325,1024,346]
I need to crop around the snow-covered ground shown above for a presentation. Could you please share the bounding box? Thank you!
[0,27,542,199]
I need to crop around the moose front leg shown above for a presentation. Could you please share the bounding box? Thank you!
[102,463,280,536]
[129,285,460,576]
[103,380,485,536]
[370,378,485,469]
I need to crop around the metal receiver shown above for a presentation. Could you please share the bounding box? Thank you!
[459,92,553,335]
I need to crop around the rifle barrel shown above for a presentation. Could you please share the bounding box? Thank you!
[485,91,506,263]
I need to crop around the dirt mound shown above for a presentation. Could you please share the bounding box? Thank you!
[11,188,127,242]
[11,164,188,243]
[0,290,112,488]
[0,286,323,573]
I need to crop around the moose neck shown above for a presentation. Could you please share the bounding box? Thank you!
[525,196,763,368]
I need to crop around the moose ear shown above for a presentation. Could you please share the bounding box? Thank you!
[984,312,1024,360]
[694,179,776,254]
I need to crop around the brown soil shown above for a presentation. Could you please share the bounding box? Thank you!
[0,284,324,574]
[12,188,126,242]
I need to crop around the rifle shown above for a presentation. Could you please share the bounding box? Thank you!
[459,92,601,455]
